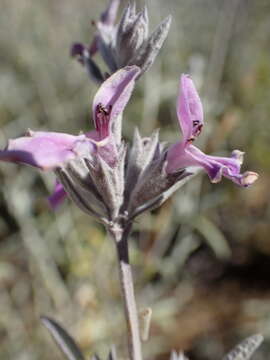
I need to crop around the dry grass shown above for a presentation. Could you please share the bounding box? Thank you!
[0,0,270,359]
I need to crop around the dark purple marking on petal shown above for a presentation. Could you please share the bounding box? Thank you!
[94,103,112,140]
[92,66,140,137]
[70,43,86,64]
[177,74,204,144]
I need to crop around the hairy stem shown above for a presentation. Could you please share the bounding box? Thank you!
[110,224,142,360]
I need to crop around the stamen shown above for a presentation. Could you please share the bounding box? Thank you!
[192,121,203,137]
[95,103,112,140]
[97,103,111,115]
[187,137,195,144]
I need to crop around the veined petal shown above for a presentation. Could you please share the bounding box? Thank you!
[92,66,140,140]
[177,74,204,144]
[0,131,95,170]
[166,143,258,187]
[48,182,67,209]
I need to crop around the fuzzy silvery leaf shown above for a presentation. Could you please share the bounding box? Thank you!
[107,346,117,360]
[129,1,137,18]
[141,6,149,39]
[116,3,135,39]
[87,154,124,220]
[91,355,101,360]
[222,334,263,360]
[129,15,172,76]
[98,36,118,73]
[84,54,105,83]
[56,168,107,222]
[114,143,127,205]
[125,128,160,203]
[41,316,85,360]
[129,168,192,220]
[170,351,188,360]
[65,159,108,216]
[128,151,180,213]
[90,347,117,360]
[115,8,149,67]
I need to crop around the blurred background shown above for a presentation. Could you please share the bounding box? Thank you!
[0,0,270,359]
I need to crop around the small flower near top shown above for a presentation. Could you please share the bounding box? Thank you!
[71,0,171,83]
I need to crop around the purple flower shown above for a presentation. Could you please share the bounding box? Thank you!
[48,181,67,209]
[71,0,171,82]
[166,74,258,187]
[0,66,140,208]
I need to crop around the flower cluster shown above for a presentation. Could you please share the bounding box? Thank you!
[71,0,171,83]
[0,0,258,230]
[0,66,258,227]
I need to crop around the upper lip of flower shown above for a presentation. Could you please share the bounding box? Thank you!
[176,74,204,145]
[166,74,258,187]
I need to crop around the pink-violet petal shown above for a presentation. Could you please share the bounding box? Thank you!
[177,74,204,144]
[166,143,258,187]
[92,66,140,136]
[0,131,88,170]
[48,182,67,209]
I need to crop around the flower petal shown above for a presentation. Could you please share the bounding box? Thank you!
[166,143,258,187]
[88,0,120,57]
[92,66,140,140]
[100,0,120,26]
[0,131,94,170]
[70,42,85,61]
[48,182,67,209]
[177,74,204,144]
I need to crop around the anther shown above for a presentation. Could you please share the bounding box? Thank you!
[97,103,112,116]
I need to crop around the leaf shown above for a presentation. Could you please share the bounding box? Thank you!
[41,316,85,360]
[84,55,104,84]
[131,15,172,76]
[107,346,117,360]
[193,215,231,259]
[129,169,196,220]
[222,334,263,360]
[170,350,188,360]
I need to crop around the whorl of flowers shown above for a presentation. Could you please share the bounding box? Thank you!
[0,67,258,226]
